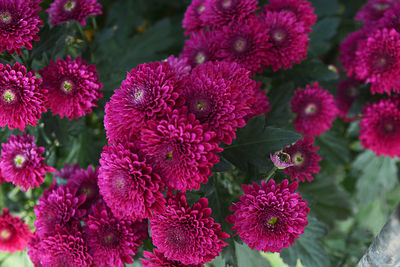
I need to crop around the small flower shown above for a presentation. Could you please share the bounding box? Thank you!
[0,134,55,191]
[68,165,100,210]
[182,0,207,35]
[55,163,81,180]
[40,55,103,120]
[270,151,295,169]
[47,0,102,26]
[181,30,218,67]
[150,192,229,265]
[291,82,337,136]
[339,29,368,74]
[142,249,203,267]
[336,78,360,121]
[226,179,309,253]
[355,0,396,26]
[165,55,192,79]
[0,209,32,253]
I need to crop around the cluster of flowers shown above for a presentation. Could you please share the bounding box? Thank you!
[182,0,315,74]
[339,0,400,157]
[0,0,102,55]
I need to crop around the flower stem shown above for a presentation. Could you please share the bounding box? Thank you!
[265,166,277,182]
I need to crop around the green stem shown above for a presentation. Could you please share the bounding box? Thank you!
[265,166,278,182]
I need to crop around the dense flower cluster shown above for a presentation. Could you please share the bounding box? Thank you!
[181,0,313,73]
[226,179,309,252]
[0,208,31,253]
[47,0,102,26]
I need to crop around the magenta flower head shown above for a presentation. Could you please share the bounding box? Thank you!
[353,28,400,94]
[184,61,256,144]
[140,108,222,191]
[336,78,360,120]
[0,134,55,191]
[226,179,309,253]
[201,0,258,28]
[214,15,271,74]
[47,0,102,26]
[360,97,400,157]
[270,151,296,169]
[0,62,46,131]
[181,30,218,67]
[0,0,42,55]
[339,29,368,74]
[40,55,103,120]
[98,141,166,220]
[265,0,317,32]
[245,83,271,121]
[283,136,322,182]
[261,11,309,71]
[355,0,396,26]
[68,165,100,210]
[39,230,93,267]
[55,163,81,180]
[84,202,149,267]
[104,61,183,142]
[0,208,32,253]
[378,2,400,32]
[34,184,86,237]
[142,248,203,267]
[150,192,229,265]
[165,55,192,79]
[182,0,207,35]
[291,82,337,136]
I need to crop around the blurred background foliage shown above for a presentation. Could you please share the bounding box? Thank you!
[0,0,398,266]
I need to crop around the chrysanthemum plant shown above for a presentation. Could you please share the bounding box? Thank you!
[1,0,400,266]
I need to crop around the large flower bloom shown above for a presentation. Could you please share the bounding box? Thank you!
[0,62,46,131]
[150,192,229,265]
[261,11,309,71]
[291,82,337,136]
[201,0,258,28]
[226,179,309,252]
[34,185,86,237]
[40,230,93,267]
[84,202,149,267]
[214,15,271,74]
[339,29,368,74]
[283,137,321,182]
[140,109,222,191]
[142,249,203,267]
[355,0,396,26]
[182,0,207,35]
[0,0,42,55]
[353,28,400,94]
[265,0,317,32]
[68,165,100,210]
[183,61,256,144]
[336,78,360,120]
[0,134,55,191]
[360,97,400,157]
[47,0,102,26]
[0,208,31,253]
[104,61,183,142]
[98,141,166,220]
[181,30,218,67]
[40,55,103,119]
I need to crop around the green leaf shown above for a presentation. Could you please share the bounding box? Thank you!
[266,82,295,128]
[222,116,300,173]
[311,0,339,16]
[315,128,351,165]
[281,217,330,267]
[352,151,399,204]
[309,17,340,55]
[235,241,271,267]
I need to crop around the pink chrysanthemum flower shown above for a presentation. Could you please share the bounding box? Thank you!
[355,0,396,26]
[283,137,321,182]
[40,55,102,119]
[201,0,258,28]
[226,179,309,253]
[150,192,229,265]
[165,55,192,79]
[104,61,183,142]
[68,165,100,210]
[47,0,102,26]
[142,249,203,267]
[0,134,55,191]
[353,28,400,94]
[34,185,86,237]
[0,208,31,253]
[291,82,337,136]
[359,97,400,157]
[339,30,368,74]
[336,78,360,120]
[140,109,222,191]
[245,82,271,121]
[182,0,207,35]
[0,0,42,55]
[181,30,218,67]
[184,61,256,144]
[84,202,149,267]
[0,62,46,131]
[261,11,309,71]
[378,2,400,32]
[265,0,317,32]
[214,15,271,74]
[98,141,166,220]
[55,163,81,180]
[40,230,93,267]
